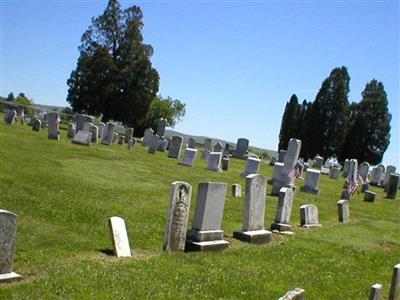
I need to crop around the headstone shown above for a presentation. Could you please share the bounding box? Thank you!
[98,122,105,140]
[82,122,92,133]
[268,162,284,185]
[207,152,223,172]
[232,138,249,159]
[72,131,92,146]
[213,142,223,153]
[387,173,400,199]
[148,134,159,154]
[89,124,98,143]
[320,166,330,175]
[221,157,229,171]
[109,216,131,257]
[157,137,168,152]
[233,174,272,244]
[347,159,359,182]
[232,184,241,197]
[127,139,135,150]
[278,288,305,300]
[157,118,167,136]
[186,182,229,251]
[369,283,382,300]
[300,204,322,228]
[67,122,76,138]
[278,150,287,163]
[337,199,349,223]
[101,123,116,145]
[125,127,134,143]
[307,158,314,167]
[389,263,400,300]
[188,138,196,149]
[112,132,119,144]
[370,166,384,186]
[314,155,324,168]
[118,135,125,145]
[269,156,277,166]
[4,109,17,124]
[384,166,396,192]
[141,128,154,146]
[271,187,294,233]
[48,112,60,140]
[300,169,321,195]
[240,157,261,177]
[74,114,94,132]
[272,138,301,195]
[32,118,42,132]
[223,143,230,156]
[178,148,197,167]
[201,138,213,159]
[364,191,376,202]
[342,159,350,177]
[163,181,192,252]
[359,162,370,182]
[329,166,340,179]
[0,209,21,281]
[168,136,183,159]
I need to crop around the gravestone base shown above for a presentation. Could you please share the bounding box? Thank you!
[185,240,229,252]
[364,191,376,202]
[301,224,322,228]
[0,272,22,282]
[233,229,272,244]
[270,222,292,232]
[178,162,193,167]
[300,186,319,195]
[186,229,223,242]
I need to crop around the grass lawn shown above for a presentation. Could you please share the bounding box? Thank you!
[0,118,399,299]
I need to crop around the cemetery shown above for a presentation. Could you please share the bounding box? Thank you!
[0,117,399,299]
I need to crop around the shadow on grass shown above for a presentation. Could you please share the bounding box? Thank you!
[98,248,115,256]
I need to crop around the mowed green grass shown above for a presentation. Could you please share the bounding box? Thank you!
[0,118,399,299]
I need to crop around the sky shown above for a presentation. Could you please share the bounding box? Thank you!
[1,0,399,168]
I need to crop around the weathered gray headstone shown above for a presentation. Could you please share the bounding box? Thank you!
[300,204,322,228]
[178,148,197,167]
[89,124,98,143]
[222,157,229,171]
[201,138,213,159]
[329,166,340,179]
[232,138,249,159]
[389,263,400,300]
[157,137,168,152]
[207,152,223,172]
[112,132,119,144]
[125,128,134,143]
[47,112,60,140]
[359,162,370,182]
[141,128,154,146]
[101,123,116,145]
[347,159,359,182]
[32,118,42,132]
[4,110,17,124]
[384,166,396,191]
[72,131,92,146]
[269,162,284,185]
[278,288,305,300]
[272,138,301,195]
[337,199,349,223]
[118,135,125,145]
[74,114,94,132]
[370,166,384,186]
[278,150,287,163]
[157,118,167,136]
[127,139,135,150]
[109,216,131,257]
[300,169,321,195]
[168,136,183,159]
[342,159,350,177]
[232,184,241,197]
[163,181,192,252]
[67,122,76,138]
[98,122,105,140]
[213,142,223,153]
[241,157,261,177]
[369,283,382,300]
[82,122,92,133]
[233,174,272,244]
[364,191,376,202]
[387,173,400,199]
[188,138,196,149]
[314,155,324,168]
[0,209,21,281]
[148,134,159,154]
[271,187,294,233]
[186,182,229,251]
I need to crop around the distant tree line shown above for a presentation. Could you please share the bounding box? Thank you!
[66,0,185,136]
[278,66,391,165]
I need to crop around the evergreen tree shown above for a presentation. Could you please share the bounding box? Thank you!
[297,99,312,158]
[7,92,15,101]
[67,0,159,133]
[278,94,300,151]
[342,80,391,164]
[304,67,350,159]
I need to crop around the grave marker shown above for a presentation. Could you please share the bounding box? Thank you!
[109,216,131,257]
[300,204,322,228]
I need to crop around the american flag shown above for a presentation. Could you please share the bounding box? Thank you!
[288,165,300,181]
[347,176,358,196]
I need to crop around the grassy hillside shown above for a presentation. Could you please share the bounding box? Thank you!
[0,118,398,299]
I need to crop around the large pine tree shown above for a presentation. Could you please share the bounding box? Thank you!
[278,94,300,151]
[342,80,391,164]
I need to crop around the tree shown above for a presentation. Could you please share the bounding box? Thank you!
[304,66,350,159]
[342,80,391,164]
[7,92,15,101]
[297,99,312,158]
[278,94,300,151]
[67,0,160,133]
[140,95,186,133]
[15,93,35,115]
